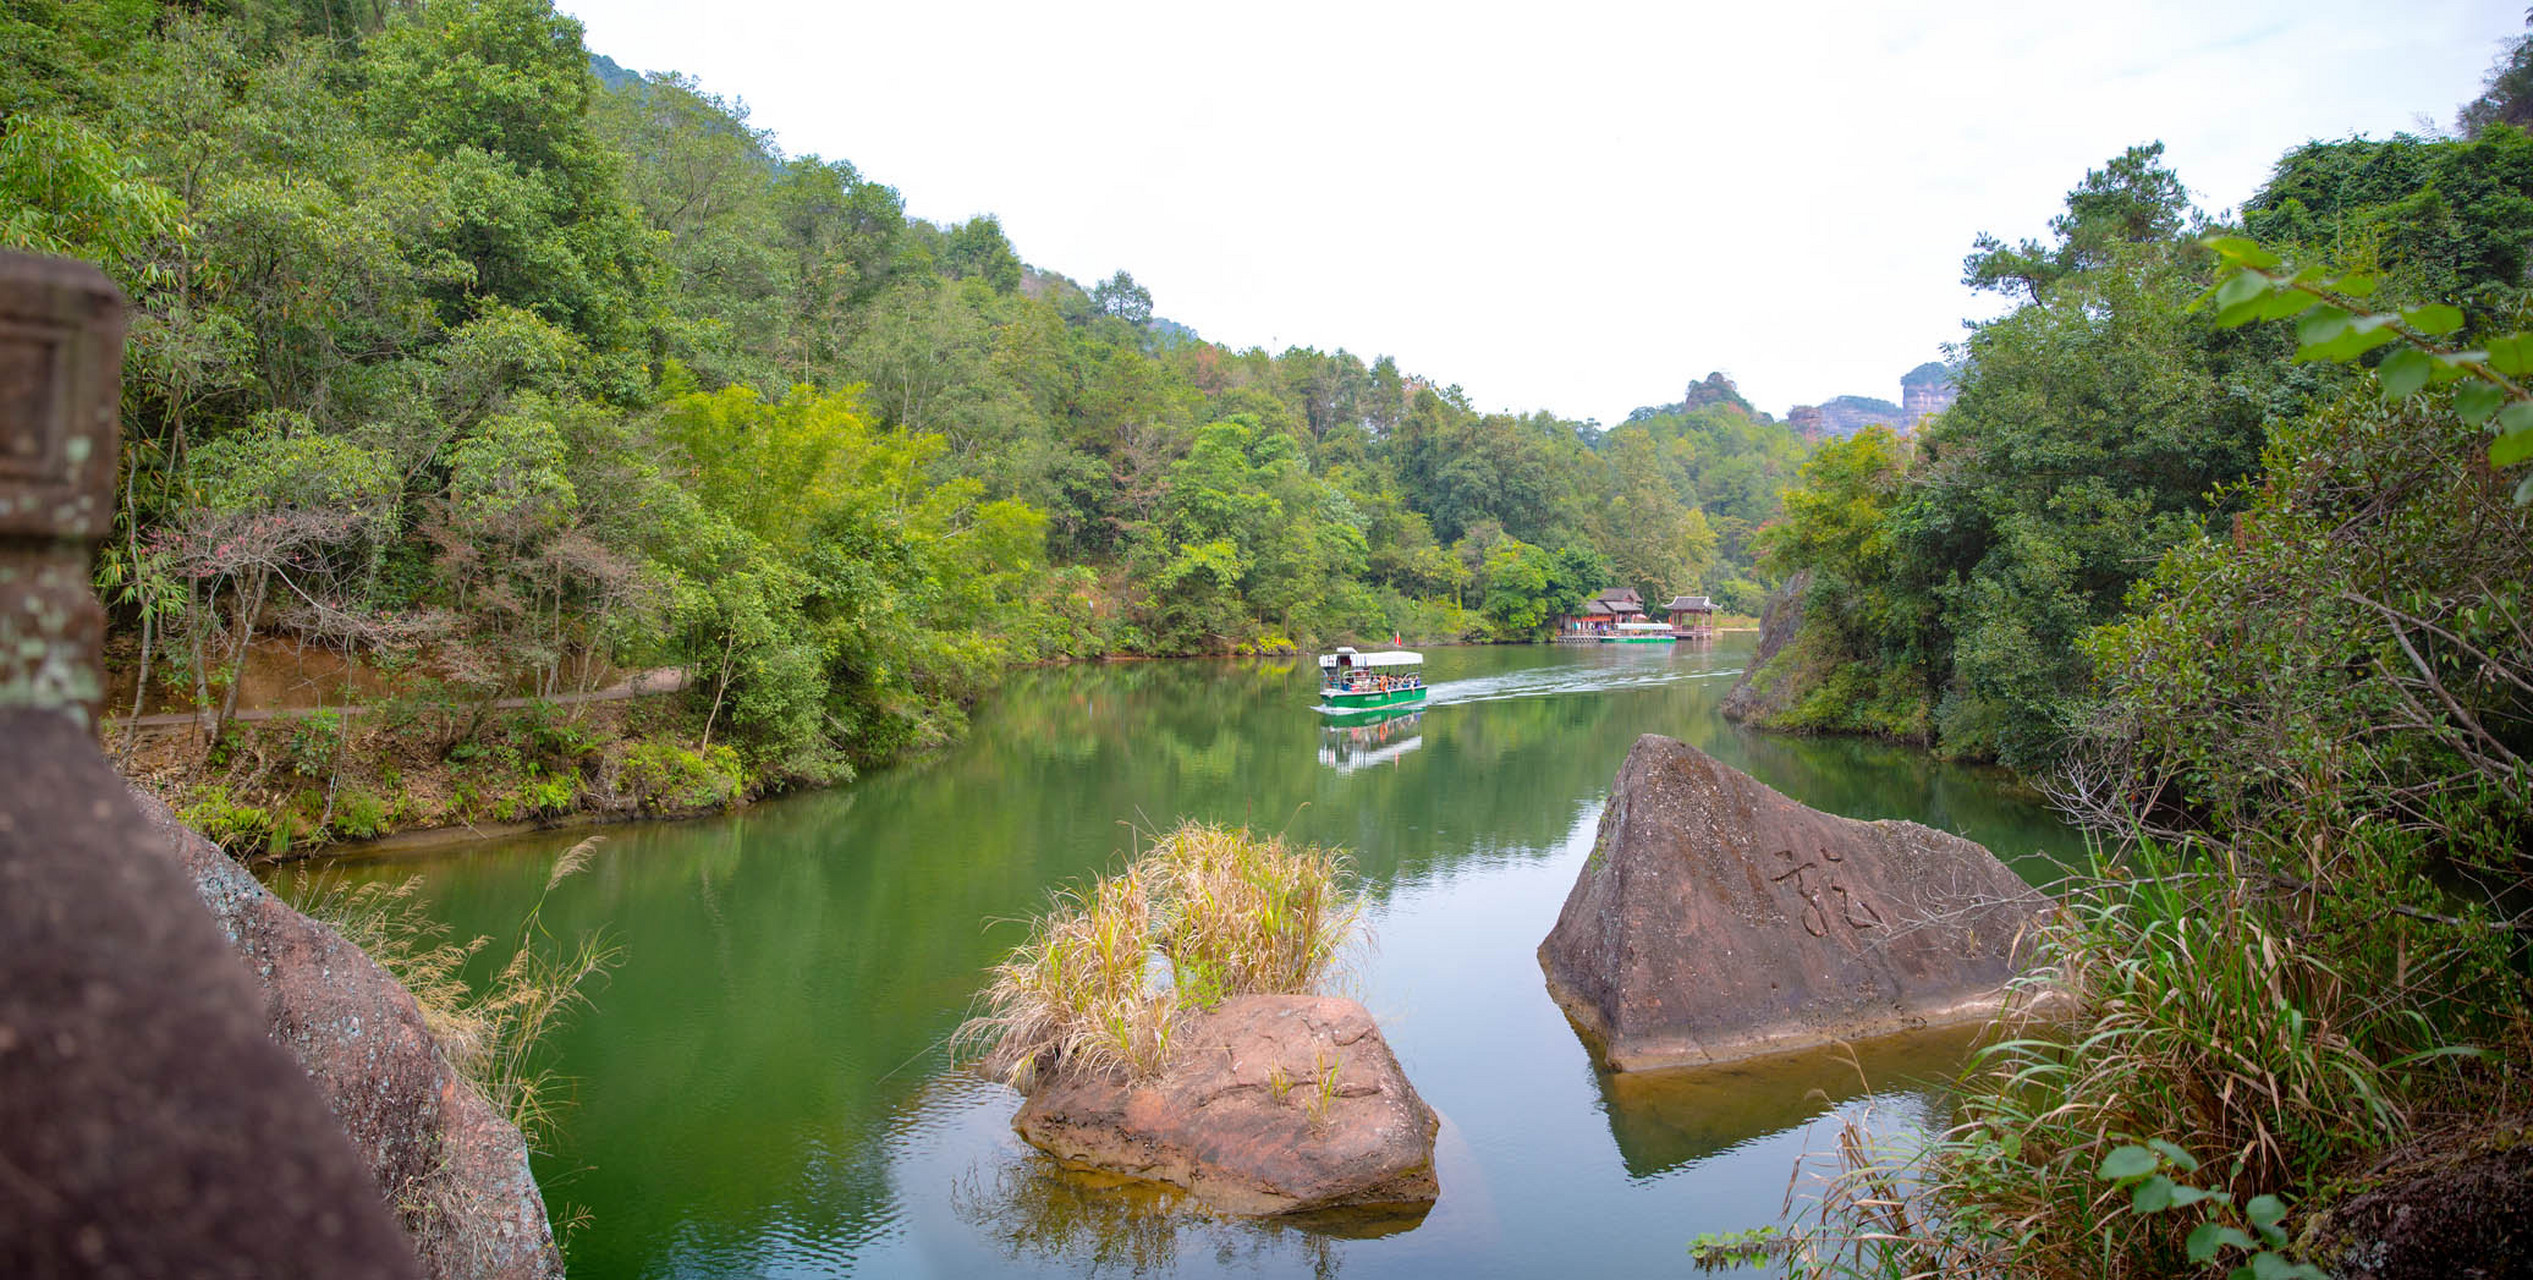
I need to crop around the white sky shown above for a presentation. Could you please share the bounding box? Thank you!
[564,0,2522,425]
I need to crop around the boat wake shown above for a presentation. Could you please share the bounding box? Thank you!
[1422,666,1742,708]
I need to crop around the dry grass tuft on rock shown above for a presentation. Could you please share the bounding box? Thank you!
[960,822,1360,1090]
[291,839,617,1276]
[295,837,618,1149]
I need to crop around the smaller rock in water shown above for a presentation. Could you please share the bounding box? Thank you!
[1013,995,1439,1215]
[1539,734,2048,1071]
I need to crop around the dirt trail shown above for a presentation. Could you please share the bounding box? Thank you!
[110,668,689,735]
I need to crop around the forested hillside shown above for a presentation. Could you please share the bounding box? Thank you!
[1740,131,2533,769]
[1705,47,2533,1276]
[10,3,2531,1271]
[0,0,1808,810]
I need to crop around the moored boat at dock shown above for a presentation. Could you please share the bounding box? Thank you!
[1601,621,1677,643]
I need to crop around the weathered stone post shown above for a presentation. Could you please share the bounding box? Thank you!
[0,249,423,1279]
[0,252,124,726]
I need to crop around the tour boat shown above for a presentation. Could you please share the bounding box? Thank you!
[1600,621,1677,643]
[1317,647,1427,715]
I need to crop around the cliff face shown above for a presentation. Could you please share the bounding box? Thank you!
[1900,361,1959,423]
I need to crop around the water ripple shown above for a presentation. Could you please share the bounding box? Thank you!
[1423,665,1741,708]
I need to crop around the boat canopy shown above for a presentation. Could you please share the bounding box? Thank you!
[1319,649,1423,669]
[1616,621,1673,632]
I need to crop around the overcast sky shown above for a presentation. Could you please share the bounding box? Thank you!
[565,1,2521,424]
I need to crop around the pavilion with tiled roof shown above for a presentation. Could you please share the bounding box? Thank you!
[1664,594,1716,639]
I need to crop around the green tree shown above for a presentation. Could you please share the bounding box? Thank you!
[2459,14,2533,138]
[938,214,1023,293]
[364,0,655,392]
[1752,146,2277,766]
[1091,270,1153,326]
[1477,538,1603,640]
[1963,142,2197,301]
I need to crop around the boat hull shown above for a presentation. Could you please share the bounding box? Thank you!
[1319,687,1427,716]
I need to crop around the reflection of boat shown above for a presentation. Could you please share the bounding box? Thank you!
[1318,710,1424,772]
[1317,647,1426,714]
[1600,621,1676,644]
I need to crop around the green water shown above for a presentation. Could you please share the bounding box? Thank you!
[298,638,2083,1278]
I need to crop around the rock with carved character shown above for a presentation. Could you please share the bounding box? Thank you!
[1539,735,2048,1071]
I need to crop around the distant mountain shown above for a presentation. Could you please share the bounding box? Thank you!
[1824,394,1903,428]
[1623,371,1765,425]
[1900,361,1960,422]
[589,52,642,92]
[1682,371,1754,417]
[1788,363,1959,438]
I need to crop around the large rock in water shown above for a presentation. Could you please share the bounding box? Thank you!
[1539,735,2046,1071]
[132,792,565,1280]
[1013,995,1439,1214]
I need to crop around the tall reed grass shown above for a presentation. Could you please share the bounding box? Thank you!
[959,821,1361,1090]
[292,838,618,1271]
[296,837,619,1148]
[1717,835,2513,1279]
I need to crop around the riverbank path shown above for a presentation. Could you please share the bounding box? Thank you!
[107,668,690,736]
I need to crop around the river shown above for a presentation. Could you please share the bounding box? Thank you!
[290,636,2083,1278]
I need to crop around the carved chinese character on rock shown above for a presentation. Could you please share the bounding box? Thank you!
[1770,848,1891,939]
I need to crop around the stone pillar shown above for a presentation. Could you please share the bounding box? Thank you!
[0,251,125,728]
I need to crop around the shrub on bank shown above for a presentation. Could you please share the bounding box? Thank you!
[180,785,278,856]
[616,741,744,814]
[138,690,791,858]
[494,771,579,822]
[333,788,390,841]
